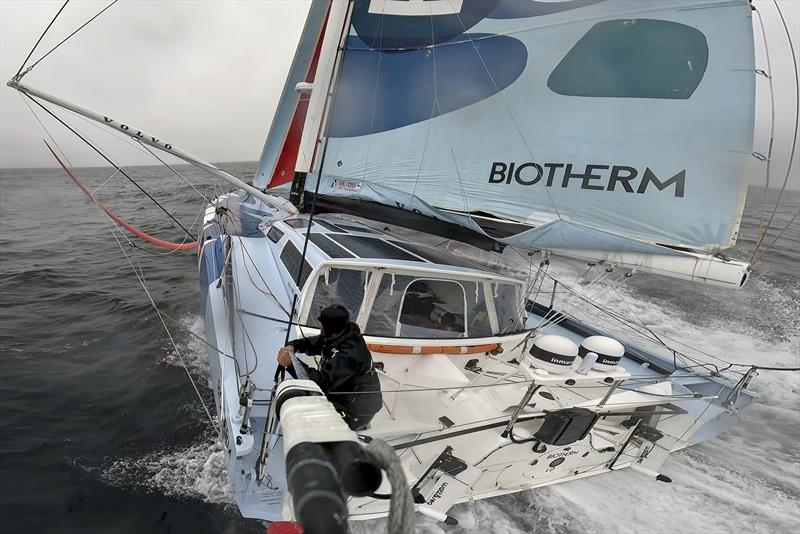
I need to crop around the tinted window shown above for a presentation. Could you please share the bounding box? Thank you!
[285,218,308,229]
[309,234,355,258]
[307,268,368,328]
[280,242,312,288]
[267,226,284,243]
[328,234,421,261]
[548,19,708,99]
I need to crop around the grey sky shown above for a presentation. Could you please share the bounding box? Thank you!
[0,0,797,191]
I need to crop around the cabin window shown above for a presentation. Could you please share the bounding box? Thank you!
[464,281,493,337]
[492,283,524,334]
[285,218,309,229]
[267,226,284,243]
[366,274,416,337]
[280,242,312,288]
[307,268,368,328]
[398,279,467,338]
[548,19,708,99]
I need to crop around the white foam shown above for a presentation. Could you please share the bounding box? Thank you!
[103,439,234,505]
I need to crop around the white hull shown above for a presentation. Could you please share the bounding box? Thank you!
[198,192,757,524]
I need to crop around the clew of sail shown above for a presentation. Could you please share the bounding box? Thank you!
[294,0,756,287]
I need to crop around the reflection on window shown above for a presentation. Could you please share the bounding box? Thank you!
[366,274,416,337]
[465,281,493,338]
[493,283,523,334]
[548,19,708,99]
[398,280,466,338]
[307,268,368,328]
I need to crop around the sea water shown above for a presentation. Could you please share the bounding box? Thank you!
[1,163,797,534]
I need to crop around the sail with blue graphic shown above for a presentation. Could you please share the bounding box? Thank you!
[256,0,757,286]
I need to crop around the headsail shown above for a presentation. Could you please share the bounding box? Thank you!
[300,0,755,275]
[254,1,330,189]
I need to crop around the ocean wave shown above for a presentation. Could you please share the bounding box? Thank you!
[101,439,234,505]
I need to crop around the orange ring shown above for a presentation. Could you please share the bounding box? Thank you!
[367,342,501,355]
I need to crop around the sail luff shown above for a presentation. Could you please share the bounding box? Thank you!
[254,0,331,189]
[297,0,354,175]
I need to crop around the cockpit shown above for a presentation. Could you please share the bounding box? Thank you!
[301,266,525,339]
[267,216,527,340]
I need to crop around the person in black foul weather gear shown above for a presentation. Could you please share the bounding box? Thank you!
[277,304,383,430]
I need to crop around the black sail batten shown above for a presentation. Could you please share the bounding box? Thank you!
[302,191,504,252]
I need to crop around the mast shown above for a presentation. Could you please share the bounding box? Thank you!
[7,79,298,215]
[254,0,331,189]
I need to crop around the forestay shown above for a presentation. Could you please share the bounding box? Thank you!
[309,0,755,254]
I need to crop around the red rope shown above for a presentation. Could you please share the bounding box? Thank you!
[45,140,198,251]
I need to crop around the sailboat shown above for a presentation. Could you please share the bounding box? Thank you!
[9,0,795,531]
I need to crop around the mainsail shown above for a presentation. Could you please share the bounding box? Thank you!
[282,0,756,287]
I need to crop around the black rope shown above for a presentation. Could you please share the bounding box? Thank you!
[24,0,120,76]
[25,93,196,240]
[15,0,70,78]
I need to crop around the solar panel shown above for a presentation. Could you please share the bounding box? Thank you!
[309,233,355,258]
[333,223,382,235]
[313,219,343,232]
[391,241,479,269]
[328,234,422,262]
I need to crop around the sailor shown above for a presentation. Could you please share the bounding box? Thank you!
[277,304,383,430]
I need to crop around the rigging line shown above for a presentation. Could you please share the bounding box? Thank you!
[135,139,209,202]
[537,270,630,335]
[533,266,617,332]
[752,7,777,232]
[409,4,440,213]
[751,0,799,264]
[227,218,291,316]
[768,208,800,246]
[18,91,74,168]
[359,0,386,183]
[446,0,562,221]
[81,180,220,436]
[15,0,70,78]
[24,93,197,241]
[24,0,120,76]
[91,195,203,257]
[535,268,734,366]
[91,168,120,195]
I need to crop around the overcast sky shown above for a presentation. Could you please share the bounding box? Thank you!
[0,0,797,190]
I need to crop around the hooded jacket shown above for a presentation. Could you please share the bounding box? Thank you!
[288,322,382,426]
